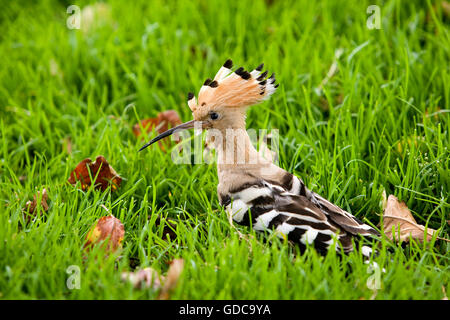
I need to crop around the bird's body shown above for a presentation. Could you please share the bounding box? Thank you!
[212,127,379,255]
[219,168,379,255]
[140,59,380,257]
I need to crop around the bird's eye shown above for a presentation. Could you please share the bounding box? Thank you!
[210,112,219,120]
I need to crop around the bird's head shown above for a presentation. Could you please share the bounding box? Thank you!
[139,59,278,152]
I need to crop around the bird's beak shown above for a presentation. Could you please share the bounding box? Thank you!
[138,120,201,152]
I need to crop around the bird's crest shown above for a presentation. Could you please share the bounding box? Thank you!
[187,59,279,113]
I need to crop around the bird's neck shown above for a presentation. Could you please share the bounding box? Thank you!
[210,127,267,168]
[210,126,285,194]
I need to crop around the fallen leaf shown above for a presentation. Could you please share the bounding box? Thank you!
[121,259,184,297]
[121,267,162,289]
[133,110,182,151]
[84,215,125,253]
[442,286,448,300]
[382,195,448,243]
[23,188,49,222]
[68,155,122,191]
[133,110,181,137]
[158,259,184,300]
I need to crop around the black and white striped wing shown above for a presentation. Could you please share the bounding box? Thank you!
[221,182,358,254]
[286,174,380,237]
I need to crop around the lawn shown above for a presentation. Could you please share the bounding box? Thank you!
[0,0,449,300]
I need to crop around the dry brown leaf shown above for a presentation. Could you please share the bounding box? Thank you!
[382,195,447,243]
[121,259,184,298]
[23,188,49,222]
[442,286,448,300]
[158,259,184,300]
[133,110,182,151]
[68,156,122,191]
[121,268,162,289]
[84,215,125,253]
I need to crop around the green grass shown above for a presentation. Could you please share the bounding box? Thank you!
[0,0,449,300]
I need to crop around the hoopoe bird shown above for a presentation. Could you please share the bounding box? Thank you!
[139,59,380,257]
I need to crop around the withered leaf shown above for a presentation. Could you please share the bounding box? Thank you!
[121,259,184,299]
[68,155,122,191]
[382,195,447,243]
[121,267,162,289]
[133,110,182,151]
[443,286,448,300]
[84,215,125,253]
[23,188,49,222]
[158,258,184,300]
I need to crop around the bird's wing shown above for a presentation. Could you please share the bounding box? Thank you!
[287,174,380,237]
[310,191,379,236]
[222,181,357,254]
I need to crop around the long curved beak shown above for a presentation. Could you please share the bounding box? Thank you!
[138,120,198,152]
